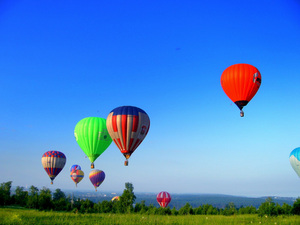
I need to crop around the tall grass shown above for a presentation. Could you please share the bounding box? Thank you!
[1,208,300,225]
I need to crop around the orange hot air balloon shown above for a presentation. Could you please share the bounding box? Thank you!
[221,64,262,117]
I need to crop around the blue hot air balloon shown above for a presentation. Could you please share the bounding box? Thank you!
[290,148,300,177]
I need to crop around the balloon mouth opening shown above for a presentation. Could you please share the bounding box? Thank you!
[234,100,248,110]
[124,153,131,159]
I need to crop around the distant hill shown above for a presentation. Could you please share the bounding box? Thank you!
[135,193,297,209]
[65,190,297,209]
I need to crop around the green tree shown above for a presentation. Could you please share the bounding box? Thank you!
[134,200,148,214]
[258,197,277,217]
[274,203,284,215]
[223,202,237,216]
[281,203,292,215]
[202,204,218,215]
[53,189,68,211]
[119,182,136,213]
[0,181,12,206]
[146,204,156,215]
[292,198,300,215]
[27,186,39,209]
[99,200,113,213]
[13,186,28,206]
[178,203,193,215]
[79,199,94,213]
[171,206,178,215]
[238,206,257,214]
[53,189,66,201]
[194,205,203,215]
[38,187,52,210]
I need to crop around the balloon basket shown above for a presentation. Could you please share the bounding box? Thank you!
[51,181,53,185]
[124,160,128,166]
[91,163,94,169]
[240,110,244,117]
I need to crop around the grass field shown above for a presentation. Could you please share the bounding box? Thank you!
[1,208,300,225]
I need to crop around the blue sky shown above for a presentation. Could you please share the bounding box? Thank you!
[1,0,300,197]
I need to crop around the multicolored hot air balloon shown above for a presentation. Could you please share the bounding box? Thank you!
[290,148,300,177]
[89,169,105,191]
[221,63,262,117]
[106,106,150,166]
[70,169,84,187]
[70,164,81,173]
[41,151,66,184]
[111,196,120,202]
[157,191,171,208]
[74,117,112,168]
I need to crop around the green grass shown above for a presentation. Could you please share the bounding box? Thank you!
[1,208,300,225]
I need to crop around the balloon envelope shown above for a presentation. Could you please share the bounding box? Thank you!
[111,196,120,201]
[41,151,66,184]
[70,164,81,173]
[221,63,261,116]
[89,169,105,191]
[106,106,150,165]
[157,191,171,208]
[70,169,84,187]
[290,148,300,177]
[74,117,112,168]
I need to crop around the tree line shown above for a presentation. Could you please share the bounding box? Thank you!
[1,181,300,217]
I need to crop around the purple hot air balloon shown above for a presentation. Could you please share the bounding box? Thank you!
[89,169,105,191]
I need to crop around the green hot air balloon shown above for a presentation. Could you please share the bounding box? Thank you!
[74,117,112,168]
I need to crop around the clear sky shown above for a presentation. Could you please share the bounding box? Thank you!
[1,0,300,197]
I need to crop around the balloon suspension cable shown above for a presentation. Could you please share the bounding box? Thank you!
[91,163,94,169]
[124,159,129,166]
[240,110,244,117]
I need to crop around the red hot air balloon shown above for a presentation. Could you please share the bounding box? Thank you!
[157,191,171,208]
[41,151,66,184]
[220,63,262,117]
[106,106,150,166]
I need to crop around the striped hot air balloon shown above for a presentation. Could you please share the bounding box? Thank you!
[157,191,171,208]
[41,151,66,184]
[290,148,300,177]
[89,169,105,191]
[106,106,150,166]
[70,169,84,187]
[221,63,262,117]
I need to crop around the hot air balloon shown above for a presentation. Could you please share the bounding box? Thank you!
[106,106,150,166]
[89,169,105,191]
[221,63,262,117]
[157,191,171,208]
[70,164,81,173]
[70,169,84,187]
[41,151,66,184]
[290,148,300,177]
[74,117,112,168]
[111,196,120,202]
